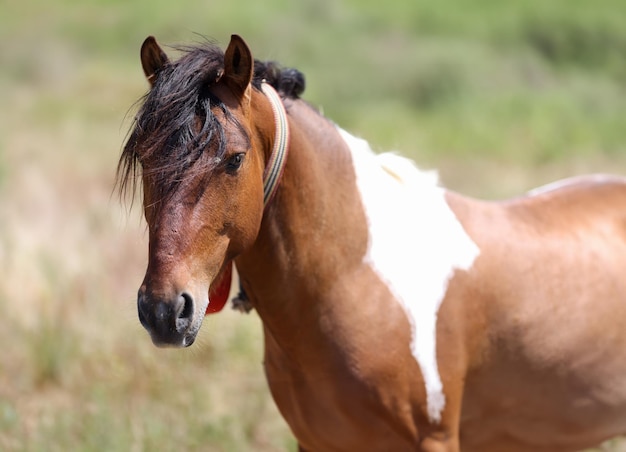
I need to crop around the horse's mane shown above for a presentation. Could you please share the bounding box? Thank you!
[116,42,305,206]
[253,60,305,98]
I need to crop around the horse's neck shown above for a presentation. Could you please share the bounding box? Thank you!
[236,100,369,351]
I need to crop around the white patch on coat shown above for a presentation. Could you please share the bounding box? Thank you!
[338,128,480,424]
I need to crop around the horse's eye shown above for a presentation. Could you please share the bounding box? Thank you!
[225,153,245,173]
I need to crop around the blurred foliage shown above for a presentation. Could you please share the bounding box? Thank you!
[2,0,625,172]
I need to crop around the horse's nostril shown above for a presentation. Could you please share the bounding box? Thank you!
[178,293,194,319]
[175,292,194,333]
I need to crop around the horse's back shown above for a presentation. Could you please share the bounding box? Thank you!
[445,174,626,451]
[509,173,626,227]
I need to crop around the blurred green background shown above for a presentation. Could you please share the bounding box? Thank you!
[1,0,625,450]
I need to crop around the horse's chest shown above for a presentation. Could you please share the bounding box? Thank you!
[264,363,417,451]
[262,328,424,452]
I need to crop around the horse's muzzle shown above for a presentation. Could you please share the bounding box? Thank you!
[137,289,197,347]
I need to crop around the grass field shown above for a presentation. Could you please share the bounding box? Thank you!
[1,0,626,450]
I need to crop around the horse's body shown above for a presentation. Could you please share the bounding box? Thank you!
[118,35,626,451]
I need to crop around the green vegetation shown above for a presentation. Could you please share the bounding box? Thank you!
[1,0,625,450]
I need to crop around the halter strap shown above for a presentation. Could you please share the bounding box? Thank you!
[260,82,290,208]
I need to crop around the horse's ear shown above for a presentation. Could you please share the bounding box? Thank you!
[140,36,169,86]
[222,34,253,102]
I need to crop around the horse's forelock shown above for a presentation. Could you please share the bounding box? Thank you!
[117,43,228,208]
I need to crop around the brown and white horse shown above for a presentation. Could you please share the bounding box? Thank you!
[118,35,626,451]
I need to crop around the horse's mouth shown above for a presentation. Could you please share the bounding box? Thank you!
[150,317,200,348]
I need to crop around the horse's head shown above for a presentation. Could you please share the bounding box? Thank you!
[119,35,271,346]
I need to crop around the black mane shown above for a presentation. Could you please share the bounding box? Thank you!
[116,42,305,206]
[252,60,305,98]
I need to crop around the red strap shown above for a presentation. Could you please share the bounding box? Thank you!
[205,263,233,314]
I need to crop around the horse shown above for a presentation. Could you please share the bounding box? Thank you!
[117,34,626,451]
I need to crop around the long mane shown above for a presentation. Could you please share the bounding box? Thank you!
[116,41,305,207]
